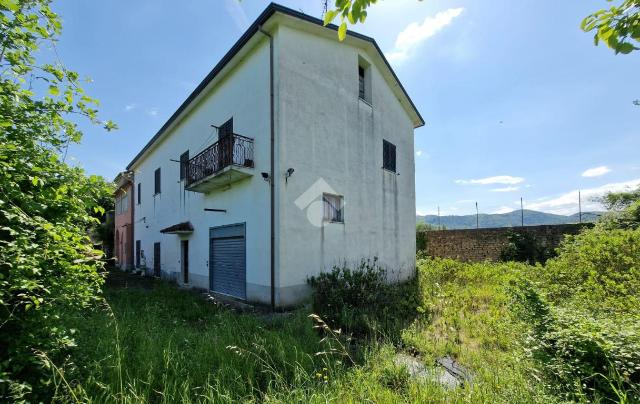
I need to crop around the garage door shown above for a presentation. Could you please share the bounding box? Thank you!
[209,223,246,299]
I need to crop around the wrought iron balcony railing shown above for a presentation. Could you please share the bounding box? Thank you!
[186,133,254,187]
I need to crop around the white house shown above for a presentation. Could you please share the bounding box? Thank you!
[126,3,424,308]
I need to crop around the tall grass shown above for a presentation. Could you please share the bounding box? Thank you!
[54,264,553,403]
[52,248,637,402]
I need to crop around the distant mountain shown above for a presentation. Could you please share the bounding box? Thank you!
[417,210,603,230]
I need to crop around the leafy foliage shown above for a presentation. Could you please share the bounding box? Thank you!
[541,228,640,314]
[581,0,640,54]
[0,0,114,400]
[500,230,556,264]
[596,185,640,230]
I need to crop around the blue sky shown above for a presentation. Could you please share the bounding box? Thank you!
[56,0,639,216]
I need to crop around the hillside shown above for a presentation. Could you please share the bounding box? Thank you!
[417,209,602,230]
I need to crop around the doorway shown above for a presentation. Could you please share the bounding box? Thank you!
[181,240,189,284]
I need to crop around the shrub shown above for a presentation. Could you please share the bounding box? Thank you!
[514,286,640,402]
[500,231,555,264]
[540,228,640,313]
[307,258,419,339]
[0,2,114,400]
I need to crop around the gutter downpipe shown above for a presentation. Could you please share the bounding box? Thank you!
[259,26,276,312]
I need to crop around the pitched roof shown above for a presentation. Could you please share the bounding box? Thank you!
[127,2,424,170]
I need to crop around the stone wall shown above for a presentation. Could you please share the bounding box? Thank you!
[420,224,590,262]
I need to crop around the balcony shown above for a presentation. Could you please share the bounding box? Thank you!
[185,133,254,193]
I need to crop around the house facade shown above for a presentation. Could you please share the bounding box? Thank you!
[114,171,134,270]
[125,4,424,307]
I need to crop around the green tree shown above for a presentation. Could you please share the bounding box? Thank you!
[0,0,115,399]
[596,186,640,229]
[581,0,640,54]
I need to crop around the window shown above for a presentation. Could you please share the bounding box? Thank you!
[323,193,344,223]
[357,57,371,103]
[383,140,396,173]
[358,66,366,100]
[154,168,161,195]
[115,191,128,215]
[179,150,189,180]
[137,183,141,205]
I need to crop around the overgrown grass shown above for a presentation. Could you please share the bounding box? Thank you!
[50,235,638,403]
[51,263,551,403]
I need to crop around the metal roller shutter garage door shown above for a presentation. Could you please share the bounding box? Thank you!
[209,223,246,299]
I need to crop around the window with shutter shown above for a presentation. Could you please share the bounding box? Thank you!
[154,168,161,195]
[218,117,233,139]
[383,140,396,173]
[323,193,344,223]
[179,150,189,180]
[358,66,366,100]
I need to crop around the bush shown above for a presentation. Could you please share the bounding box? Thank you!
[514,285,640,402]
[540,228,640,314]
[500,231,555,264]
[510,227,640,402]
[307,258,419,339]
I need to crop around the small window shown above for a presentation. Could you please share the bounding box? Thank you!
[179,150,189,180]
[323,193,344,223]
[121,191,128,213]
[135,240,141,267]
[383,140,396,172]
[358,57,371,103]
[358,66,366,100]
[137,183,141,205]
[115,191,128,214]
[154,168,161,195]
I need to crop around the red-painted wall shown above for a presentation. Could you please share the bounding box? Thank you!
[114,181,134,270]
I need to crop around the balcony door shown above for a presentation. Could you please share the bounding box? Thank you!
[218,118,234,168]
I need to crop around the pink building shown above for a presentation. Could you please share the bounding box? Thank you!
[114,171,134,270]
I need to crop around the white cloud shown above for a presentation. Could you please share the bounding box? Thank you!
[526,178,640,215]
[415,150,423,157]
[582,165,611,178]
[125,103,137,111]
[386,8,464,63]
[491,186,519,192]
[455,175,525,185]
[224,0,249,31]
[493,206,514,214]
[146,108,158,117]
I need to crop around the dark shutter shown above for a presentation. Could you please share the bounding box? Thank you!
[137,183,141,205]
[153,242,161,277]
[154,168,161,194]
[135,240,141,267]
[383,140,396,173]
[179,150,189,180]
[218,117,233,139]
[358,66,365,99]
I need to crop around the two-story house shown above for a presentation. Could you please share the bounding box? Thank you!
[124,3,424,308]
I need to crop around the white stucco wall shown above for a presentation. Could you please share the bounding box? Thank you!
[131,39,273,301]
[274,24,417,306]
